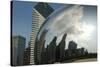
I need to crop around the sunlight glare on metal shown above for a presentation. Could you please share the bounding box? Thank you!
[81,23,95,39]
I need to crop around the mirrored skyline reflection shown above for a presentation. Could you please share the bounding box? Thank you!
[37,5,97,53]
[12,1,97,53]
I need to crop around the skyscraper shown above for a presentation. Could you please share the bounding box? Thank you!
[30,2,54,64]
[68,41,77,56]
[47,36,57,64]
[23,42,30,65]
[57,33,67,61]
[12,35,26,66]
[37,29,48,64]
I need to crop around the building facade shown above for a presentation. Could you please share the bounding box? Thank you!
[57,33,67,61]
[30,2,54,64]
[47,36,57,64]
[12,35,26,66]
[23,42,30,65]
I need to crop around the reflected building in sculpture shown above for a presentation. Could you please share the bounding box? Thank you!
[47,36,57,64]
[68,41,78,57]
[65,40,88,58]
[56,33,67,61]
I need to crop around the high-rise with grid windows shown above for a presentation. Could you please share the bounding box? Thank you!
[30,2,54,64]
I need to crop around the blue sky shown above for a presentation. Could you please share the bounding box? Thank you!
[12,1,97,49]
[12,1,65,47]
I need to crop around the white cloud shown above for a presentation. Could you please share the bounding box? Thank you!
[39,5,97,53]
[46,5,83,36]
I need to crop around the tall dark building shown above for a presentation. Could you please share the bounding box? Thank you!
[30,2,54,64]
[23,42,30,65]
[68,41,77,57]
[41,47,48,64]
[36,30,48,64]
[57,33,67,61]
[34,2,54,18]
[68,41,77,50]
[47,36,57,64]
[12,35,26,66]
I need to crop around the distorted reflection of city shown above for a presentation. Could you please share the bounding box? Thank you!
[35,29,97,64]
